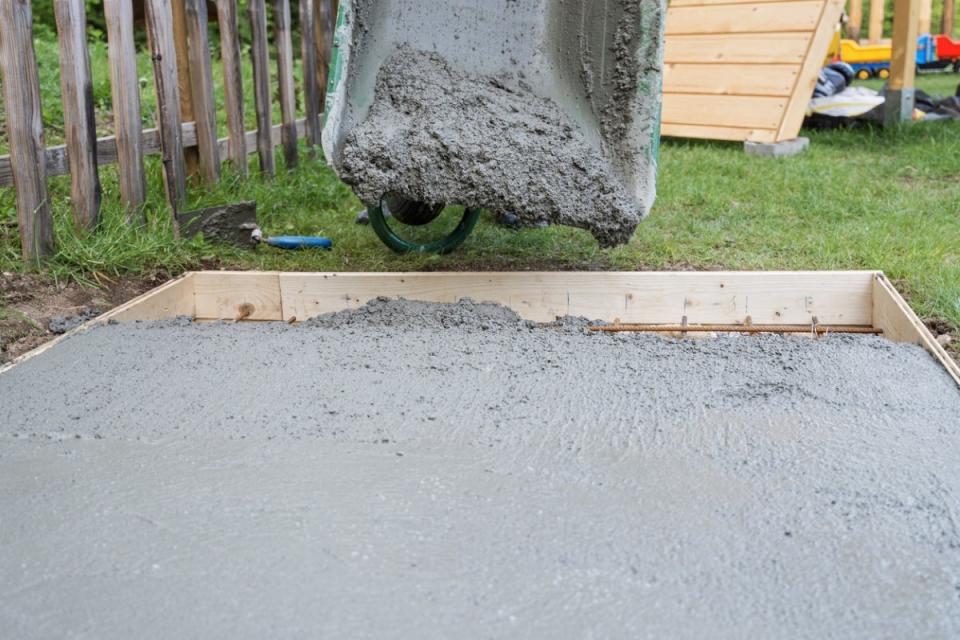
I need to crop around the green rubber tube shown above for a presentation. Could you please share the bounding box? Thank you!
[368,204,481,254]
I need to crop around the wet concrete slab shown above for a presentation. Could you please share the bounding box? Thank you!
[1,299,959,638]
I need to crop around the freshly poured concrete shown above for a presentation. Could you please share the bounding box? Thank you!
[2,299,959,638]
[326,0,664,246]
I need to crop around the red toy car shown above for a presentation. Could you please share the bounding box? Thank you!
[935,35,960,71]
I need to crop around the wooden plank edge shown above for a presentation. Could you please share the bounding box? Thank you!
[0,273,196,376]
[775,0,845,141]
[275,270,878,325]
[192,271,284,321]
[872,273,960,388]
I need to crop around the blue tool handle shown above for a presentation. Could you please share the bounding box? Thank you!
[265,236,333,250]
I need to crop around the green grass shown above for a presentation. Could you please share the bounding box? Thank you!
[1,26,959,334]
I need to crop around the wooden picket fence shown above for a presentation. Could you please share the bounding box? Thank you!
[0,0,338,262]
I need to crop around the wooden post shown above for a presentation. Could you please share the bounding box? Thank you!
[54,0,102,230]
[868,0,884,42]
[918,0,932,33]
[315,0,336,116]
[145,0,188,224]
[945,0,956,35]
[886,0,921,124]
[104,0,147,220]
[249,0,275,175]
[274,0,298,168]
[184,0,220,183]
[847,0,863,40]
[300,0,321,150]
[0,0,55,262]
[216,0,247,175]
[171,0,199,179]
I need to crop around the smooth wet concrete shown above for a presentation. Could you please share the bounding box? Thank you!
[1,299,959,638]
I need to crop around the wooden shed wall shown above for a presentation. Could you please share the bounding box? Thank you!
[661,0,845,143]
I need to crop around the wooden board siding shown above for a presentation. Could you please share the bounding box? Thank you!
[661,0,845,143]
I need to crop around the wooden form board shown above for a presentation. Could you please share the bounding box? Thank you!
[1,271,956,388]
[662,0,845,143]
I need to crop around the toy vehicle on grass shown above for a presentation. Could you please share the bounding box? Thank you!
[935,34,960,71]
[839,35,948,79]
[839,39,891,79]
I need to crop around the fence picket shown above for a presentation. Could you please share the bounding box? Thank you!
[314,0,333,114]
[274,0,298,168]
[0,0,55,261]
[104,0,147,220]
[216,0,247,175]
[300,0,320,150]
[184,0,220,183]
[249,0,275,175]
[54,0,102,230]
[145,0,188,224]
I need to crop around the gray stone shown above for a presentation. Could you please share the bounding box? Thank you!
[744,137,810,158]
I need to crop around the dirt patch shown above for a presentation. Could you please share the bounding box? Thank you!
[0,271,165,364]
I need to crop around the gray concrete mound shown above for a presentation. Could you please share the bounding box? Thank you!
[324,0,665,247]
[2,299,959,638]
[339,49,643,246]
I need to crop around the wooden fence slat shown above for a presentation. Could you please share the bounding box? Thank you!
[216,0,247,175]
[315,0,336,113]
[145,0,188,223]
[300,0,321,149]
[171,0,199,178]
[274,0,298,168]
[104,0,147,220]
[0,0,55,261]
[248,0,275,175]
[54,0,102,230]
[184,0,220,183]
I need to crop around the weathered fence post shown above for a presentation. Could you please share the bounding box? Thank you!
[315,0,337,116]
[184,0,220,184]
[104,0,147,221]
[300,0,321,151]
[0,0,56,262]
[249,0,276,175]
[145,0,188,227]
[54,0,102,231]
[171,0,200,179]
[216,0,248,175]
[274,0,298,169]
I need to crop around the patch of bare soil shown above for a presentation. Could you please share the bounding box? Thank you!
[0,271,168,364]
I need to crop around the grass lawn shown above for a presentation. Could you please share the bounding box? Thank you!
[1,50,959,357]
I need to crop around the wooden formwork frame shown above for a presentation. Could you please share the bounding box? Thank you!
[1,271,957,387]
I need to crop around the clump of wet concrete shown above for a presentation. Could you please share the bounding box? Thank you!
[339,49,643,247]
[48,307,99,334]
[307,296,533,331]
[2,299,960,638]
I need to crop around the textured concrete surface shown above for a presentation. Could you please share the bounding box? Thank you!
[327,0,663,246]
[340,49,642,246]
[1,298,959,639]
